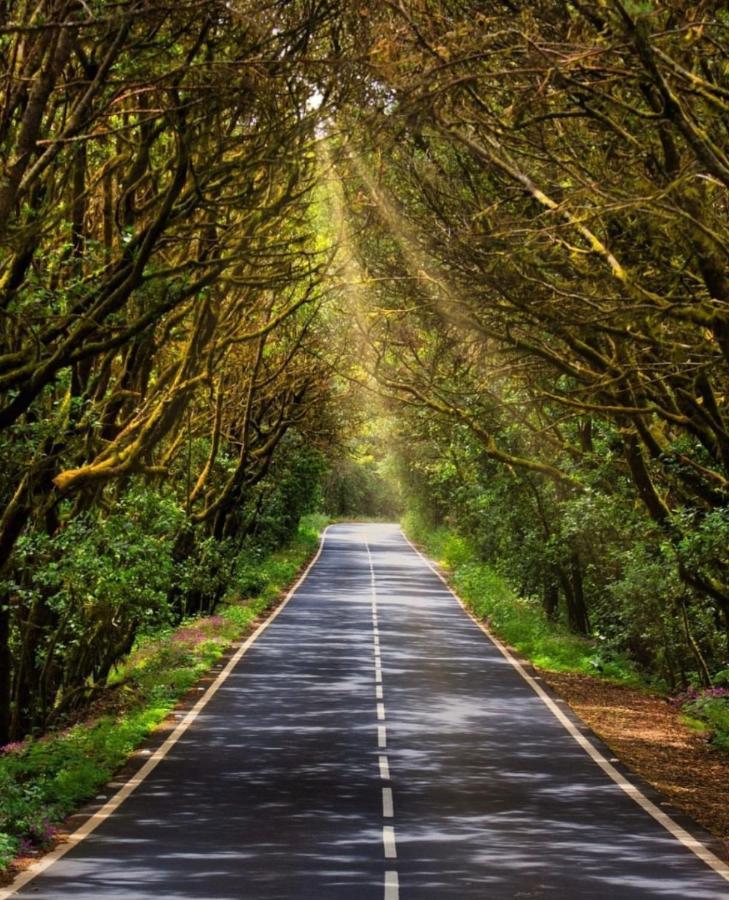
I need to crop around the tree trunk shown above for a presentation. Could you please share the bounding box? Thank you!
[543,578,559,621]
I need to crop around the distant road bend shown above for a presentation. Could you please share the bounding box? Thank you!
[4,523,729,899]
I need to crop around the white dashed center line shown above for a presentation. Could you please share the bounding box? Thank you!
[383,825,398,859]
[382,787,394,818]
[385,871,399,899]
[365,534,400,900]
[379,755,391,781]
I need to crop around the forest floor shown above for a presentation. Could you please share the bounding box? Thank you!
[541,670,729,851]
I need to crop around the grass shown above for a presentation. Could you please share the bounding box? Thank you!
[679,713,711,734]
[402,512,639,684]
[0,514,328,874]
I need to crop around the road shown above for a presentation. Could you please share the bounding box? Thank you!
[6,523,729,899]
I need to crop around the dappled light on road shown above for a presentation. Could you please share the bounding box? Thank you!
[10,525,729,899]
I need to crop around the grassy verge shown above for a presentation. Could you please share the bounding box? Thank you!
[402,512,639,683]
[0,514,328,874]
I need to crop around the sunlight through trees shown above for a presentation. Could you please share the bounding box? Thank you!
[1,0,728,747]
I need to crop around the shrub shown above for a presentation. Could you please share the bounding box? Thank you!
[677,690,729,751]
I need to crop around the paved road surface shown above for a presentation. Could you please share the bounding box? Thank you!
[7,524,729,899]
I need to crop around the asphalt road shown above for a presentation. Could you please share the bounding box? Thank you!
[7,523,729,899]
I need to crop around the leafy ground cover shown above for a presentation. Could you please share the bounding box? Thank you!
[0,515,327,874]
[542,670,729,847]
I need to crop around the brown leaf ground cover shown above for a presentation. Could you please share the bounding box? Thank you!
[541,671,729,852]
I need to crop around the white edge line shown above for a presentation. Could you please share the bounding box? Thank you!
[0,526,332,900]
[400,528,729,884]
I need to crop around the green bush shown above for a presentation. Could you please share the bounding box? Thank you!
[395,419,727,690]
[6,485,185,732]
[683,694,729,751]
[0,833,18,871]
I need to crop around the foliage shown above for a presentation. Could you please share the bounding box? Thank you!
[332,0,729,687]
[404,511,641,685]
[679,691,729,752]
[249,442,328,549]
[0,0,348,743]
[1,0,728,760]
[323,455,402,520]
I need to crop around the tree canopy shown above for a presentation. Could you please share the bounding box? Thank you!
[1,0,728,742]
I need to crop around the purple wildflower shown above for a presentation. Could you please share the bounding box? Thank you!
[671,686,729,706]
[40,820,58,846]
[0,740,25,755]
[171,627,207,646]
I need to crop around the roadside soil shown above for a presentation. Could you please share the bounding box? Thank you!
[541,670,729,852]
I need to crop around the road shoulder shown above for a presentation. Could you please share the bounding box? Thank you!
[541,669,729,854]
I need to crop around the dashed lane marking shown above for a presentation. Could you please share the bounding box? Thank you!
[365,533,400,900]
[383,826,397,859]
[385,871,399,900]
[379,755,391,781]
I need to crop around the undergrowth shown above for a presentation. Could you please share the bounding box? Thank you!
[674,681,729,752]
[402,512,639,685]
[0,514,327,874]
